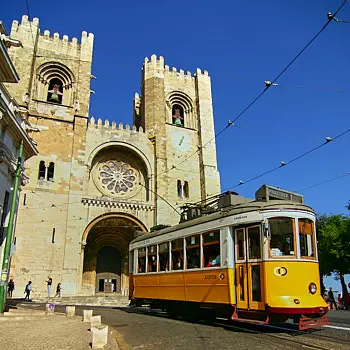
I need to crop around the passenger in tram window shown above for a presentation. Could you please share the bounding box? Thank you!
[206,256,215,267]
[138,259,146,273]
[188,248,200,268]
[148,256,157,272]
[212,254,220,266]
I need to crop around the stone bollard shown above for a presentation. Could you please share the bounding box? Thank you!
[46,303,55,315]
[90,315,101,327]
[83,309,93,323]
[91,325,108,349]
[66,306,75,317]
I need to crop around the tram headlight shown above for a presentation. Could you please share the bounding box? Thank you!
[309,282,317,294]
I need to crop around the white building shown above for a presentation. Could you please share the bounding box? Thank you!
[0,21,37,268]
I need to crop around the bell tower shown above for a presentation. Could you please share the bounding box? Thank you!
[5,15,94,295]
[134,54,221,224]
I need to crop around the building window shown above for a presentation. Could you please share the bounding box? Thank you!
[183,181,189,198]
[37,62,75,106]
[172,104,184,127]
[47,162,55,181]
[177,180,189,199]
[167,91,195,129]
[0,191,10,246]
[47,78,63,104]
[38,161,46,180]
[177,180,182,197]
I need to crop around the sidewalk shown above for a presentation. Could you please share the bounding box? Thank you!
[0,306,119,349]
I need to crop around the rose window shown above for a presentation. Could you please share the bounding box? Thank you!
[98,160,137,194]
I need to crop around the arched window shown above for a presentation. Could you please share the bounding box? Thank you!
[177,180,182,198]
[47,78,63,104]
[47,162,55,181]
[36,62,75,106]
[38,161,46,180]
[172,104,184,127]
[167,91,195,129]
[184,181,189,198]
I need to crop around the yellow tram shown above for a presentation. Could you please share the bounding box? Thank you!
[128,185,328,330]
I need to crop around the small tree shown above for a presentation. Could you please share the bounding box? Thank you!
[317,214,350,309]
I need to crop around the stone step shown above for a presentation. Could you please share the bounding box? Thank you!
[32,295,130,307]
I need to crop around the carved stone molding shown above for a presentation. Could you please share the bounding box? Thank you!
[81,197,154,211]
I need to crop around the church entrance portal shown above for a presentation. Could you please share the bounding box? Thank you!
[96,246,121,293]
[81,213,147,295]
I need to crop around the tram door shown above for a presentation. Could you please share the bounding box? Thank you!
[235,226,264,310]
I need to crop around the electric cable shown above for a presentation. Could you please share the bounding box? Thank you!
[154,0,348,179]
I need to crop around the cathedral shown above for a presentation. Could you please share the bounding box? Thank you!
[5,15,221,297]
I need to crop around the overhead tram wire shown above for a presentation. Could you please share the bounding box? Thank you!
[24,0,35,45]
[194,127,350,206]
[296,172,350,192]
[224,128,350,191]
[138,182,181,216]
[154,0,348,180]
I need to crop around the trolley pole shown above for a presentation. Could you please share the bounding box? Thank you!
[0,141,23,313]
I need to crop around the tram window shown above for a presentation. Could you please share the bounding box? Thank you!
[186,235,200,269]
[299,218,315,258]
[138,248,146,273]
[159,242,169,271]
[147,245,157,272]
[235,229,245,260]
[252,265,261,302]
[268,218,295,257]
[248,226,261,259]
[203,231,220,267]
[171,238,184,270]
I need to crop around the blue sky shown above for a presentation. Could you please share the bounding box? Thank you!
[2,0,350,216]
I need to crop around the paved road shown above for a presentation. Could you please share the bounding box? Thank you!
[11,301,350,350]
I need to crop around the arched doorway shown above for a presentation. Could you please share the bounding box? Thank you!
[81,213,147,295]
[96,246,121,293]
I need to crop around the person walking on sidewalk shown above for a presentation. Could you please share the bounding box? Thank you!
[7,279,15,298]
[46,276,52,297]
[328,287,338,310]
[54,283,62,297]
[24,281,32,301]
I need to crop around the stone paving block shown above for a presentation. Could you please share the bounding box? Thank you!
[91,325,108,349]
[90,315,101,327]
[66,305,75,317]
[83,309,93,322]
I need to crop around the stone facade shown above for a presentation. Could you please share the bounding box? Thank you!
[6,16,221,297]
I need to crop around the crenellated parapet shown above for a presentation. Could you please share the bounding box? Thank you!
[88,117,144,133]
[10,15,93,53]
[143,54,210,82]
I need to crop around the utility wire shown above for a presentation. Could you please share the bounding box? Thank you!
[296,172,350,192]
[224,128,350,191]
[196,127,350,205]
[139,182,181,215]
[24,0,35,45]
[154,0,348,179]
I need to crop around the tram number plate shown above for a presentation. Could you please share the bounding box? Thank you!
[205,275,217,280]
[204,274,225,280]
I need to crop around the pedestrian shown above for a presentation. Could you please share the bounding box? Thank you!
[54,283,61,297]
[328,287,338,310]
[24,281,32,301]
[46,276,52,297]
[7,279,15,298]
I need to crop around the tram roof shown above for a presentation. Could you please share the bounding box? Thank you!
[130,199,314,245]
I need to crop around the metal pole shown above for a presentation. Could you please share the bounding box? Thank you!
[0,140,23,313]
